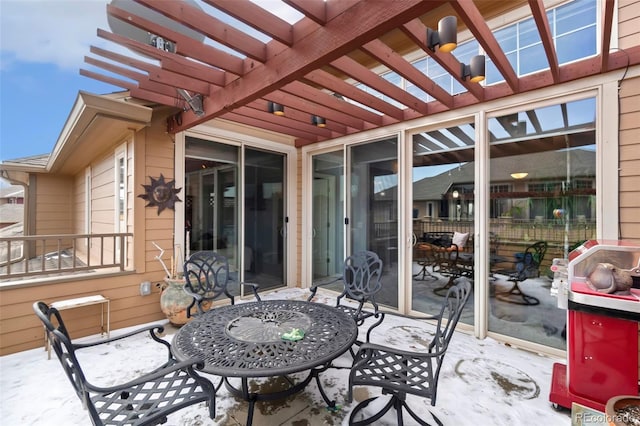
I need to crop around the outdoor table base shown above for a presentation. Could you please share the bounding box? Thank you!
[223,363,340,423]
[172,300,358,426]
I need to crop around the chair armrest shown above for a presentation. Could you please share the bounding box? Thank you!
[383,310,441,322]
[354,341,446,360]
[239,281,261,301]
[73,325,174,365]
[307,276,344,301]
[84,357,209,394]
[73,324,167,350]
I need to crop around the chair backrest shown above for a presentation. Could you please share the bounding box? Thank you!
[33,302,92,412]
[341,250,383,305]
[183,251,234,310]
[517,241,548,279]
[429,279,472,356]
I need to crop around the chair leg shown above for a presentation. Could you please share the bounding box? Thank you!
[349,395,441,426]
[349,396,396,426]
[413,262,437,281]
[432,276,455,297]
[495,280,540,305]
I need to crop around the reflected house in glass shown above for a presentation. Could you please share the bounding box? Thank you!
[412,150,595,224]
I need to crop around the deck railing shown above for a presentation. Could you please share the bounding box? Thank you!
[0,233,133,281]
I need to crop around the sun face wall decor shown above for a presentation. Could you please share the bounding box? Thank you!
[138,174,182,215]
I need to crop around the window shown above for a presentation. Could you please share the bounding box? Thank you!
[114,144,128,261]
[487,0,597,84]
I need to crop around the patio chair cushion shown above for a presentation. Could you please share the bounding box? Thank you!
[452,231,470,249]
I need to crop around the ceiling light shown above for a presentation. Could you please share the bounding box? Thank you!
[461,55,486,83]
[426,16,457,53]
[511,172,529,179]
[311,115,326,128]
[268,101,285,116]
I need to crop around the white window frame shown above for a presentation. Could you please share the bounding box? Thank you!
[114,143,128,261]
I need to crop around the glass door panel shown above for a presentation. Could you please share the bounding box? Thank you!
[244,148,286,291]
[349,137,398,309]
[411,122,475,325]
[312,151,344,284]
[488,97,596,350]
[184,138,241,295]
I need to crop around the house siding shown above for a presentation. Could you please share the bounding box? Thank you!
[619,75,640,243]
[34,175,73,237]
[0,110,173,356]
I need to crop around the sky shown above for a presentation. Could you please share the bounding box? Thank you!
[0,0,449,187]
[0,0,306,165]
[0,0,120,162]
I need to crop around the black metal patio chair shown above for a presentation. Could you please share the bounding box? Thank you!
[183,250,261,318]
[33,301,216,426]
[347,279,472,426]
[307,250,385,350]
[494,241,548,305]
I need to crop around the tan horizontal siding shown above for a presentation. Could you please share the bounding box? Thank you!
[619,75,640,243]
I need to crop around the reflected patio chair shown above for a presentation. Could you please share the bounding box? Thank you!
[33,301,216,426]
[307,250,385,348]
[495,241,548,305]
[183,250,261,318]
[347,279,471,426]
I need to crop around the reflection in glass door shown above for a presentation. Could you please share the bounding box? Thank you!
[244,148,286,291]
[312,151,344,282]
[310,139,398,309]
[411,122,475,326]
[350,137,398,309]
[184,138,241,294]
[488,97,596,350]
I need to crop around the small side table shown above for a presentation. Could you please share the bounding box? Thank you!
[45,295,110,359]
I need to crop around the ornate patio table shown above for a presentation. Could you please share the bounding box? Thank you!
[171,299,358,425]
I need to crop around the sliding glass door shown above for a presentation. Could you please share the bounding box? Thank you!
[350,138,398,308]
[312,151,344,282]
[184,137,287,296]
[244,148,286,291]
[311,137,399,309]
[487,97,596,350]
[410,121,475,326]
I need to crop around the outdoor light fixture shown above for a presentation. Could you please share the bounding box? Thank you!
[176,88,205,116]
[452,190,460,199]
[510,172,529,179]
[311,115,326,127]
[461,55,486,83]
[268,101,285,116]
[426,16,457,53]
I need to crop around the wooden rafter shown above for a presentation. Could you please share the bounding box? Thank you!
[77,0,640,148]
[528,0,559,82]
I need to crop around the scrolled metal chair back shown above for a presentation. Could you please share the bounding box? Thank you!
[184,251,233,304]
[429,279,472,355]
[342,250,383,303]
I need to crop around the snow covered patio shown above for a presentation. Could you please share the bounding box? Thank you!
[1,288,571,425]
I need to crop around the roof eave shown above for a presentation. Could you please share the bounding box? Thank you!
[46,91,153,173]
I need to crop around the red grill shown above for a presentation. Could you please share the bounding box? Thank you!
[549,240,640,412]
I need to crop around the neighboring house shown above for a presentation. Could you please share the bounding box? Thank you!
[412,150,596,222]
[0,185,25,229]
[0,0,639,357]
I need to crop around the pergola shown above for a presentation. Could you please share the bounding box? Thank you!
[81,0,639,148]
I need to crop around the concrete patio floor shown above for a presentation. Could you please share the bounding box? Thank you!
[0,287,572,425]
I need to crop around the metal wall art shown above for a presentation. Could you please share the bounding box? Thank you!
[138,174,182,215]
